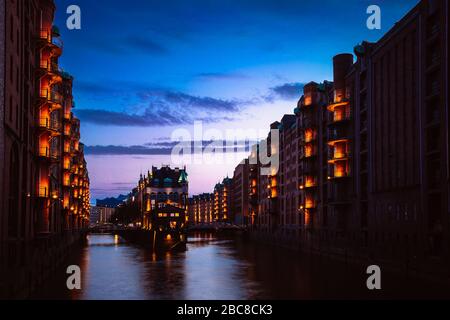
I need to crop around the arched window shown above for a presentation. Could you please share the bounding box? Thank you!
[157,193,168,202]
[8,144,19,238]
[163,178,173,187]
[169,193,179,202]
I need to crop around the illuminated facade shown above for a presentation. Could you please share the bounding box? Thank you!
[277,115,298,237]
[189,193,214,224]
[257,122,280,233]
[248,145,260,228]
[136,166,189,230]
[326,54,355,241]
[0,0,89,297]
[245,0,449,276]
[296,81,332,239]
[214,178,233,222]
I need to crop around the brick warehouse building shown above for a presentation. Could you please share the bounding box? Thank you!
[0,0,90,297]
[232,159,249,226]
[244,0,449,279]
[214,177,233,223]
[188,193,214,224]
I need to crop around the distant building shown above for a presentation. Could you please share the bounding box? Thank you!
[136,166,189,229]
[187,197,195,224]
[96,195,128,208]
[89,207,101,226]
[190,193,214,224]
[90,206,116,225]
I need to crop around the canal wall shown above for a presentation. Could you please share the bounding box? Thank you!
[0,232,86,299]
[248,228,450,287]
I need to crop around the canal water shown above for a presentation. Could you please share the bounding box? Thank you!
[33,233,449,300]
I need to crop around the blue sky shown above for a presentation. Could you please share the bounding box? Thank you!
[54,0,418,200]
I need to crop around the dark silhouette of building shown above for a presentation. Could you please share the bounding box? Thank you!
[245,0,449,279]
[0,0,90,298]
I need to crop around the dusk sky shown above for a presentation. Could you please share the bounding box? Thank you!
[54,0,418,201]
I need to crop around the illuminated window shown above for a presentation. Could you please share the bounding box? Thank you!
[333,105,349,122]
[304,94,312,106]
[334,162,347,177]
[304,129,314,143]
[334,143,347,159]
[305,197,315,209]
[305,209,312,227]
[305,176,316,188]
[271,189,278,198]
[305,144,314,157]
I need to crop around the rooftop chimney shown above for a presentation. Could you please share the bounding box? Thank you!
[332,54,353,102]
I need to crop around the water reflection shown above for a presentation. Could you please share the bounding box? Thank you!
[33,233,450,300]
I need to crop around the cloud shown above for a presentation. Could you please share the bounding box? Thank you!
[268,82,305,101]
[139,90,242,112]
[75,109,184,127]
[75,108,223,127]
[75,88,246,127]
[85,140,258,156]
[73,80,304,127]
[85,145,172,155]
[124,36,169,55]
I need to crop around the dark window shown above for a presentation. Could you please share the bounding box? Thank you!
[8,145,20,238]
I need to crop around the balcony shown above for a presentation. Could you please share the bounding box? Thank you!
[50,91,63,105]
[72,130,81,140]
[39,59,50,71]
[63,161,71,170]
[328,127,350,145]
[38,187,48,198]
[40,89,63,106]
[39,147,59,161]
[328,149,350,163]
[305,197,316,209]
[38,118,60,133]
[329,163,351,180]
[63,178,71,187]
[331,108,351,123]
[39,29,52,43]
[63,126,71,136]
[63,144,71,154]
[327,100,349,112]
